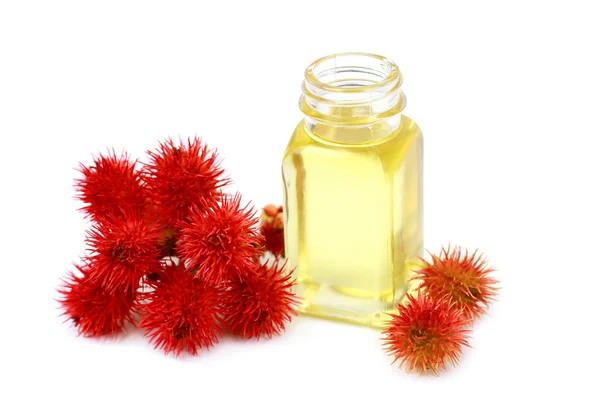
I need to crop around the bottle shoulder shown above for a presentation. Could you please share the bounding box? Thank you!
[283,115,422,162]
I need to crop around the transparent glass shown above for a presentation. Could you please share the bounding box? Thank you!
[282,53,424,327]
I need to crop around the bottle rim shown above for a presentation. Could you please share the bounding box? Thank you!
[304,52,402,94]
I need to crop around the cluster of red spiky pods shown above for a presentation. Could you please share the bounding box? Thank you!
[57,138,298,356]
[381,245,499,374]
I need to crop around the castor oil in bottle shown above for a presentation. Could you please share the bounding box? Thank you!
[282,53,423,327]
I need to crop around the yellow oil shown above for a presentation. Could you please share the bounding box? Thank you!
[282,115,423,328]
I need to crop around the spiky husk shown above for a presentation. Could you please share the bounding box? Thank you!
[138,264,223,356]
[222,261,298,339]
[382,292,470,375]
[415,246,499,322]
[260,219,285,258]
[142,137,229,227]
[58,262,136,337]
[75,150,148,221]
[178,193,262,285]
[85,214,163,293]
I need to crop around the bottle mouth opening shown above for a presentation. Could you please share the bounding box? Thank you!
[304,52,401,93]
[301,52,406,124]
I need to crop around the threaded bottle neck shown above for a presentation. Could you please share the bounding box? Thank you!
[300,53,406,136]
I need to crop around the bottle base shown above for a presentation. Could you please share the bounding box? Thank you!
[293,279,418,328]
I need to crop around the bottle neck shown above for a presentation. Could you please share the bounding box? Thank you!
[300,53,406,144]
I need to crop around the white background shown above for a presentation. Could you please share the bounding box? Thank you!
[1,1,599,398]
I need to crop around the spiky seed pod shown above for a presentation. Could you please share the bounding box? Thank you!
[57,262,136,337]
[382,292,470,375]
[138,264,223,356]
[178,193,263,285]
[222,261,298,339]
[75,150,147,221]
[260,219,285,258]
[85,214,163,293]
[259,204,285,257]
[415,246,499,322]
[142,137,229,226]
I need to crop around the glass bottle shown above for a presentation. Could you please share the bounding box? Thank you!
[282,53,423,327]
